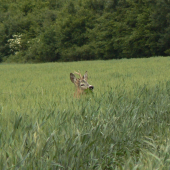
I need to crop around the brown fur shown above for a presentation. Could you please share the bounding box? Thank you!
[70,71,94,98]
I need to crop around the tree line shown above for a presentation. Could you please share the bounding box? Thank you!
[0,0,170,63]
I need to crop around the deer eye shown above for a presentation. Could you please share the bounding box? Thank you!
[80,84,84,86]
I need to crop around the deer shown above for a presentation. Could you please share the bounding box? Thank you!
[70,71,94,98]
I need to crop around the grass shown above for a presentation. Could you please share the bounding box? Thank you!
[0,57,170,169]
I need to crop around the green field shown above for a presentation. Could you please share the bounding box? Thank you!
[1,57,170,169]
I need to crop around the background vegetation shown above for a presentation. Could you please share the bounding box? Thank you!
[0,0,170,63]
[0,57,170,169]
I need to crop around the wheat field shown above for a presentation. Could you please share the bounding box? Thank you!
[0,57,170,169]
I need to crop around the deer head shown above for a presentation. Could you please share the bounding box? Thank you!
[70,71,94,97]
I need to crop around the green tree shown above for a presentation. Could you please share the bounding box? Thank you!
[152,0,170,55]
[56,5,96,61]
[0,0,170,62]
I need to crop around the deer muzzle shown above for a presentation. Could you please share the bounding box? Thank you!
[89,85,94,90]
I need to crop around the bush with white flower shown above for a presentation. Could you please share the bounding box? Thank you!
[7,34,22,54]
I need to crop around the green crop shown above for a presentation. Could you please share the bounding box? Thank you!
[0,57,170,169]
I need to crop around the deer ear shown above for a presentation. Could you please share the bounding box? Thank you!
[70,73,76,83]
[83,71,88,81]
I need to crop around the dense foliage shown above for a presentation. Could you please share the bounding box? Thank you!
[0,0,170,62]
